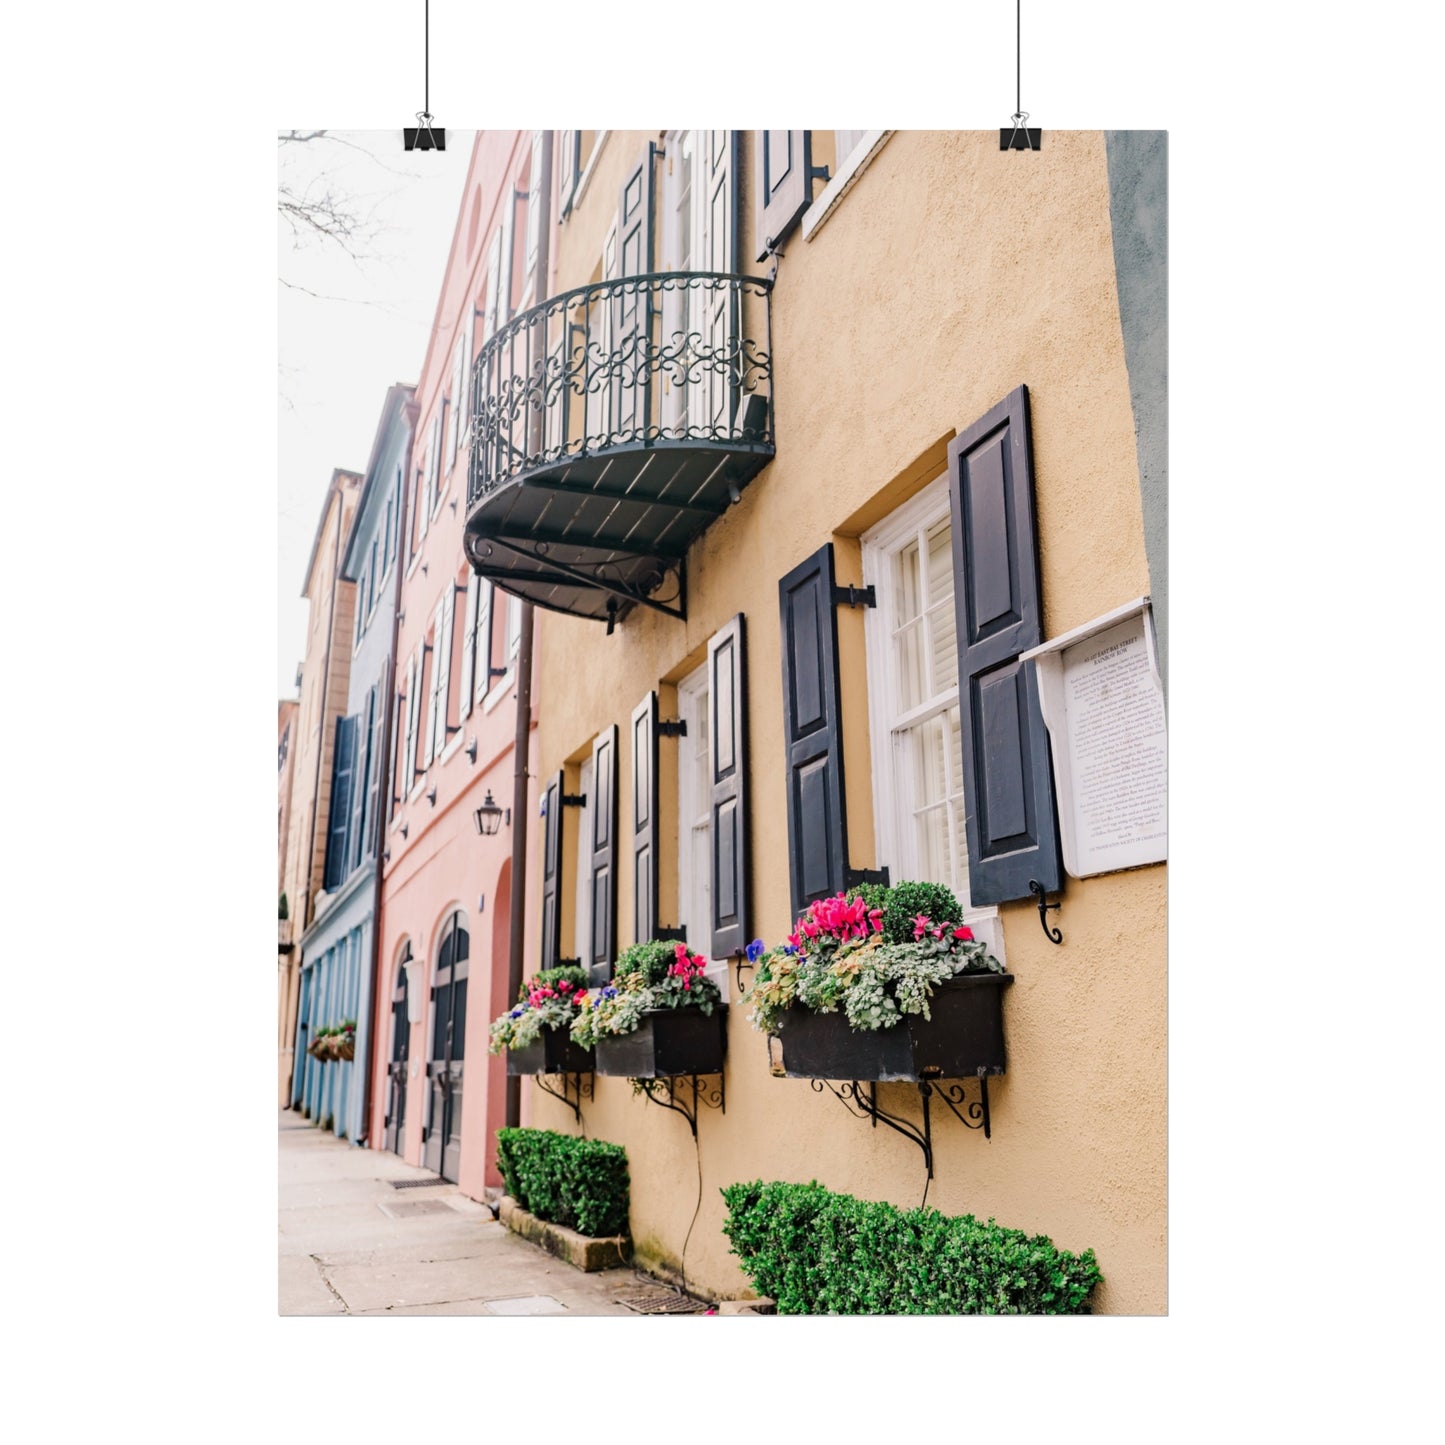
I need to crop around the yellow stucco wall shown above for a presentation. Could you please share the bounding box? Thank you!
[528,130,1165,1314]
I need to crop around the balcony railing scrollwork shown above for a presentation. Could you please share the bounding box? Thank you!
[463,271,774,625]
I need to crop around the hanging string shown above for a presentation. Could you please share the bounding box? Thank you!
[1002,0,1039,151]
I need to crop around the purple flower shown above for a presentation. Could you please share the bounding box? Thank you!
[746,939,765,963]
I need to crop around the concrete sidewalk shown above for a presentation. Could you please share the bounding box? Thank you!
[278,1112,643,1316]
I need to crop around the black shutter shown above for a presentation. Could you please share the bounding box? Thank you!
[631,692,659,945]
[365,678,384,860]
[779,545,848,921]
[614,146,656,438]
[755,130,813,261]
[948,384,1063,903]
[323,715,357,890]
[587,725,619,983]
[710,613,749,958]
[350,685,376,872]
[540,770,564,970]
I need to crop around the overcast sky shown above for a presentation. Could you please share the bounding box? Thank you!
[278,131,473,697]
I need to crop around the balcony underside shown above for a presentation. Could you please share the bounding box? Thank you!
[463,438,773,624]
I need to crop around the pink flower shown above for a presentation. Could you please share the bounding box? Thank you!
[912,914,931,940]
[675,943,690,961]
[869,908,885,934]
[952,925,975,942]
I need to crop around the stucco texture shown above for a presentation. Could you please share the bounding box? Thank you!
[528,131,1166,1314]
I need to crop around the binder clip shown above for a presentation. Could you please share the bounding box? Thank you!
[404,112,446,152]
[1000,112,1042,151]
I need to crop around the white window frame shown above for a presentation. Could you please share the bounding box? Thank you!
[802,130,893,243]
[675,662,710,952]
[675,658,730,1000]
[860,473,1005,963]
[447,337,465,473]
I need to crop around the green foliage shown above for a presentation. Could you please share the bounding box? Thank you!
[495,1128,630,1238]
[720,1180,1102,1315]
[612,939,680,986]
[746,878,1001,1035]
[879,879,963,943]
[530,965,588,994]
[572,941,721,1046]
[489,967,591,1053]
[845,880,891,916]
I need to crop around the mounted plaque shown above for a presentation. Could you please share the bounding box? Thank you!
[1021,598,1167,880]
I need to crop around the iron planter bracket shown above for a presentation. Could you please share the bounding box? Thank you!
[532,1070,593,1129]
[634,1073,725,1138]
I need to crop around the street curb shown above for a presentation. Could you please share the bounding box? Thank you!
[497,1196,631,1272]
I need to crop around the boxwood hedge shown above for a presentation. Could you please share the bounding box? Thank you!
[721,1179,1102,1314]
[496,1128,630,1238]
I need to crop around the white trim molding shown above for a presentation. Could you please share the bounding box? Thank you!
[802,130,893,243]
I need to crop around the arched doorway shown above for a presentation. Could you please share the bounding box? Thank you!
[383,943,411,1156]
[423,911,469,1181]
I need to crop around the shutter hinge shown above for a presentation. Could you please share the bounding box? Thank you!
[561,793,587,808]
[832,584,877,609]
[656,719,687,738]
[844,866,891,889]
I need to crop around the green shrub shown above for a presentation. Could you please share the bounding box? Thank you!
[527,964,588,995]
[720,1180,1102,1314]
[879,880,964,943]
[611,938,679,986]
[496,1128,630,1237]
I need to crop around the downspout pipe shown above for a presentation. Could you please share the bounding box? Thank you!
[359,400,417,1147]
[292,475,347,1106]
[506,131,553,1131]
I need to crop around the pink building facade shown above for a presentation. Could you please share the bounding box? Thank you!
[369,131,549,1197]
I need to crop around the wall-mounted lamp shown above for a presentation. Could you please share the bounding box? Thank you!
[464,736,478,763]
[473,790,511,836]
[426,786,438,807]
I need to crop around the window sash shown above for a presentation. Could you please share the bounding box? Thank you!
[862,475,984,913]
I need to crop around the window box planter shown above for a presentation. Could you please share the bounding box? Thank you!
[594,1005,728,1078]
[506,1030,595,1076]
[777,974,1012,1081]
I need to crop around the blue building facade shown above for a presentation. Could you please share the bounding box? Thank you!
[294,385,413,1140]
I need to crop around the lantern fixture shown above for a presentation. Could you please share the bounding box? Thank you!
[473,790,510,836]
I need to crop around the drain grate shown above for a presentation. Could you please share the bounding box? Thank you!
[616,1290,709,1316]
[389,1177,450,1189]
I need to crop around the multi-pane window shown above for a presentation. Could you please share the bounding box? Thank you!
[522,130,545,302]
[863,476,973,907]
[676,664,711,950]
[447,339,464,472]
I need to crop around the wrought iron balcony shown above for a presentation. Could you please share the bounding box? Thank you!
[464,271,774,625]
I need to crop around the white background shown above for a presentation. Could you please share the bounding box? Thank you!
[5,0,1438,1437]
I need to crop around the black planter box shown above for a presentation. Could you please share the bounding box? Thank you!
[777,974,1013,1081]
[594,1005,728,1078]
[506,1029,595,1076]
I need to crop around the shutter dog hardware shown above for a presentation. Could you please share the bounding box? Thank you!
[1028,880,1063,944]
[832,583,876,609]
